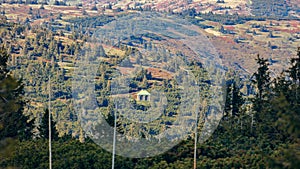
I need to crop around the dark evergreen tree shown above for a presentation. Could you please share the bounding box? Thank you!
[274,47,300,138]
[251,55,271,114]
[287,47,300,105]
[0,45,33,140]
[224,82,232,117]
[231,81,244,117]
[268,48,300,168]
[250,54,275,137]
[38,109,59,141]
[224,73,244,118]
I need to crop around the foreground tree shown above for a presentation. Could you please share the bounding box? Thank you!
[38,109,59,141]
[0,45,33,140]
[250,54,274,136]
[251,55,271,113]
[268,47,300,168]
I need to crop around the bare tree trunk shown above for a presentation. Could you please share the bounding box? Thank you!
[194,108,198,169]
[48,76,52,169]
[251,113,254,134]
[112,104,117,169]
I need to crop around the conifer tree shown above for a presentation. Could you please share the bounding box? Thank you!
[268,48,300,168]
[0,45,33,140]
[38,109,59,141]
[287,47,300,105]
[273,47,300,138]
[232,81,244,117]
[251,55,271,114]
[250,54,273,136]
[224,80,232,118]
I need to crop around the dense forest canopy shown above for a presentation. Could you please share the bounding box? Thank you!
[0,2,299,168]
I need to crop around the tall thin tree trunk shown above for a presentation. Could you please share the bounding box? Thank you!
[251,113,254,134]
[112,104,117,169]
[194,108,198,169]
[48,76,52,169]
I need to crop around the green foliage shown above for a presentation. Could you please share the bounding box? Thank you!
[0,11,299,168]
[38,109,59,141]
[65,15,115,30]
[1,47,300,168]
[271,49,300,137]
[224,79,244,118]
[1,138,114,169]
[0,45,33,140]
[251,0,290,17]
[251,55,271,114]
[196,12,266,25]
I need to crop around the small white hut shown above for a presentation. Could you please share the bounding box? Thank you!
[137,90,150,101]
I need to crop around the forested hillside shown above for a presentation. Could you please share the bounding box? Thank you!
[251,0,290,17]
[0,2,299,168]
[1,45,299,168]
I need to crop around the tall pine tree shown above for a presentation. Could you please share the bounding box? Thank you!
[38,109,59,141]
[0,45,33,140]
[268,48,300,168]
[251,55,271,121]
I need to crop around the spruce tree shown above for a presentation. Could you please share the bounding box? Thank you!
[287,47,300,105]
[0,45,33,140]
[251,55,271,114]
[268,48,300,168]
[274,47,300,138]
[38,109,59,141]
[224,82,232,117]
[250,54,273,136]
[232,81,244,117]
